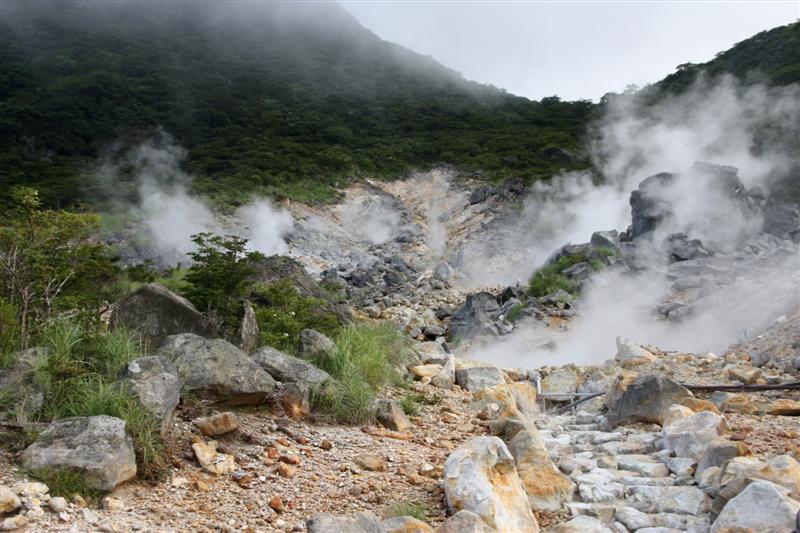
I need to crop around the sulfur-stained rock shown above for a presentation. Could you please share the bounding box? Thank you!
[474,382,538,420]
[374,399,411,432]
[541,367,579,401]
[765,398,800,415]
[193,412,238,436]
[381,516,435,533]
[192,440,235,475]
[443,436,538,533]
[0,487,20,514]
[615,337,657,367]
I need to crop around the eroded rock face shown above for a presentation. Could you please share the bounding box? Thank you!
[443,436,538,533]
[710,480,800,533]
[158,333,275,406]
[21,416,136,492]
[605,375,692,428]
[111,283,209,350]
[119,355,181,434]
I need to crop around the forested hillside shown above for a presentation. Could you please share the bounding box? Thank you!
[0,1,797,207]
[0,1,592,206]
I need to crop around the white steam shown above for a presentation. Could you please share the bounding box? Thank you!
[99,135,293,265]
[465,75,800,367]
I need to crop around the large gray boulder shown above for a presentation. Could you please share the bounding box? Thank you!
[251,345,330,388]
[456,367,506,392]
[605,375,692,428]
[449,292,500,341]
[306,511,383,533]
[21,416,136,491]
[111,283,209,350]
[158,333,275,406]
[119,356,181,434]
[710,480,800,533]
[298,329,337,360]
[443,436,538,533]
[662,411,727,460]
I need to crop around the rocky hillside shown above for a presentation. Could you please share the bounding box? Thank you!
[1,166,799,532]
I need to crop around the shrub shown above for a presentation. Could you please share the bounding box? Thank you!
[399,395,421,416]
[310,323,413,424]
[527,253,593,298]
[252,279,340,353]
[0,297,20,368]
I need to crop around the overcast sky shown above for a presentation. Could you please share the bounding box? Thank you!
[343,1,800,101]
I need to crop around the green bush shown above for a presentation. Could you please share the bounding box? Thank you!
[26,467,100,499]
[252,279,341,354]
[399,395,421,417]
[382,502,427,521]
[310,323,413,424]
[0,297,20,368]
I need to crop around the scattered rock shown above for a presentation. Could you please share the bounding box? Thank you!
[354,454,387,472]
[307,511,383,533]
[382,516,434,533]
[455,367,506,392]
[374,399,411,432]
[251,345,330,393]
[110,282,209,350]
[119,355,181,434]
[47,497,67,513]
[0,516,28,530]
[544,515,613,533]
[193,412,239,436]
[541,366,579,401]
[192,440,236,475]
[443,436,538,533]
[449,293,500,340]
[615,337,657,367]
[766,398,800,415]
[158,333,275,406]
[21,416,136,491]
[431,356,456,389]
[0,487,20,514]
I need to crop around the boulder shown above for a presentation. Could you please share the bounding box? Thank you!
[193,412,238,436]
[627,485,710,515]
[614,337,657,367]
[541,366,579,401]
[251,346,330,389]
[605,375,692,428]
[710,480,800,533]
[299,329,337,360]
[664,233,710,262]
[544,515,614,533]
[374,399,411,432]
[192,440,236,475]
[590,230,619,249]
[443,436,538,533]
[629,172,676,239]
[21,416,136,491]
[506,423,574,511]
[695,440,745,479]
[238,300,259,354]
[748,455,800,499]
[449,292,500,341]
[435,510,494,533]
[431,357,456,389]
[763,202,800,238]
[158,333,275,406]
[110,283,209,350]
[456,367,506,392]
[306,512,383,533]
[662,411,726,460]
[382,516,434,533]
[765,398,800,415]
[0,486,20,514]
[119,355,181,434]
[475,382,538,420]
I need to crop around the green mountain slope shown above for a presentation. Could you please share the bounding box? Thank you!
[0,1,592,206]
[656,21,800,94]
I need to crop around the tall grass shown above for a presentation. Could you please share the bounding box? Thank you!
[310,323,413,424]
[28,318,166,479]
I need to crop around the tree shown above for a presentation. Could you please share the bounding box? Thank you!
[0,187,117,348]
[183,233,264,339]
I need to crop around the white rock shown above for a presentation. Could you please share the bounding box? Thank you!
[0,487,21,514]
[628,485,710,515]
[662,411,726,460]
[615,337,657,366]
[710,480,800,533]
[546,515,614,532]
[614,507,653,530]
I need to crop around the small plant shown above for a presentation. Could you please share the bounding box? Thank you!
[26,467,100,499]
[310,323,414,424]
[382,502,427,521]
[399,395,421,416]
[505,302,525,322]
[252,279,340,353]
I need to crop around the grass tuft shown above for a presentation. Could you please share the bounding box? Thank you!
[309,323,413,424]
[382,502,427,521]
[399,395,421,417]
[26,467,101,499]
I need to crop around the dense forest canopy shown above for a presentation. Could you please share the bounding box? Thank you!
[0,1,797,207]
